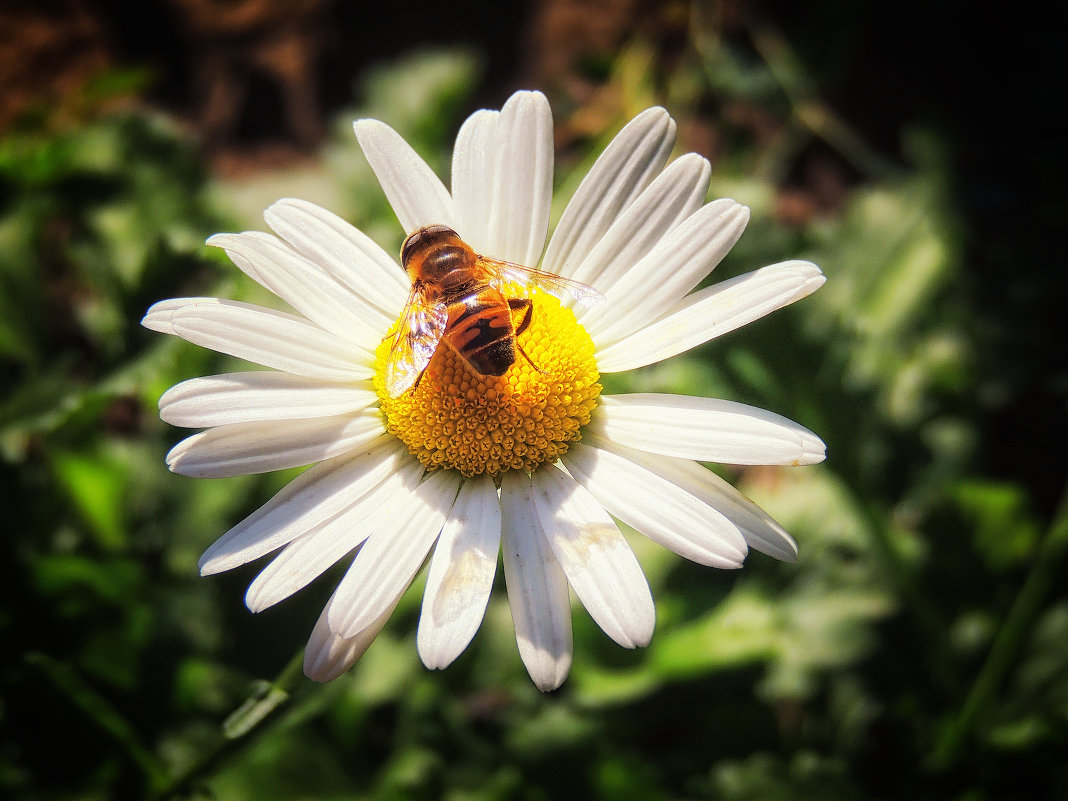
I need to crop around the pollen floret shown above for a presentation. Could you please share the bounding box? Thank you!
[375,292,601,477]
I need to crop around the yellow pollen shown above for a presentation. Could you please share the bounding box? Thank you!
[374,291,601,477]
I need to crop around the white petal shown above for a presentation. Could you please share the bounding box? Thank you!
[327,469,461,638]
[543,107,676,278]
[143,297,221,334]
[159,372,377,428]
[162,298,372,382]
[303,592,399,682]
[568,153,710,292]
[600,443,799,562]
[563,440,747,563]
[562,439,748,568]
[596,260,827,372]
[484,91,553,266]
[500,470,572,692]
[198,436,405,574]
[207,231,381,351]
[584,199,750,344]
[167,411,385,478]
[354,119,456,233]
[531,466,655,648]
[244,458,424,612]
[264,198,408,322]
[417,474,502,669]
[589,394,826,466]
[451,108,500,253]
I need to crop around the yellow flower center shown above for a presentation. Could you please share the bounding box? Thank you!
[374,291,601,477]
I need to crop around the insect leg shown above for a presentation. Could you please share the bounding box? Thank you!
[508,299,545,374]
[411,364,430,392]
[509,298,533,336]
[516,341,545,373]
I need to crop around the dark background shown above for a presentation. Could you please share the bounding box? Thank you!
[2,2,1065,799]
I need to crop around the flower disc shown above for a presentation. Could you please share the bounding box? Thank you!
[375,292,601,477]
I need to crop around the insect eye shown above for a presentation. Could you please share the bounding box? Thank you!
[401,225,460,267]
[400,230,426,267]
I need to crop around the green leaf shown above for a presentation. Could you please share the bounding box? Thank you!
[952,479,1040,570]
[25,652,168,789]
[52,447,129,549]
[222,680,291,740]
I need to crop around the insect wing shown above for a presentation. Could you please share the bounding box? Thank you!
[482,256,605,308]
[385,288,448,397]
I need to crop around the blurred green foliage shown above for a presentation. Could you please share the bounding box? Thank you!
[2,19,1065,801]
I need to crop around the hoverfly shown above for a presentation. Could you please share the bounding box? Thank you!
[384,225,603,398]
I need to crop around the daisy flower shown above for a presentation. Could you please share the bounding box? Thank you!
[144,91,825,691]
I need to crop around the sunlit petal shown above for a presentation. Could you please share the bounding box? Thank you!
[151,298,372,381]
[160,372,377,428]
[197,436,404,575]
[264,198,408,321]
[207,231,382,350]
[327,469,460,638]
[354,118,456,233]
[167,412,385,478]
[568,153,710,293]
[604,443,800,562]
[596,260,826,372]
[245,458,424,612]
[304,593,400,683]
[451,109,500,253]
[589,394,826,466]
[484,91,554,266]
[584,199,750,344]
[544,106,676,278]
[531,466,655,648]
[562,439,748,568]
[501,470,572,691]
[417,474,502,669]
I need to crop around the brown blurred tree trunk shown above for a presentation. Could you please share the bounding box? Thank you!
[168,0,332,151]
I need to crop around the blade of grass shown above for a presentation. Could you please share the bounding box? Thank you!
[747,21,902,181]
[149,650,306,801]
[929,479,1068,769]
[26,652,170,793]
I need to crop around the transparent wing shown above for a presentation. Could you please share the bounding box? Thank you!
[481,256,606,309]
[384,286,448,397]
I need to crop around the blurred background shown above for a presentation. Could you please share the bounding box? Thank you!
[2,1,1065,799]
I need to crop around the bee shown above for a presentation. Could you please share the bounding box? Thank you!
[384,225,604,398]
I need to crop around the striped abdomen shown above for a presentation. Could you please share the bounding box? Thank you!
[442,289,516,376]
